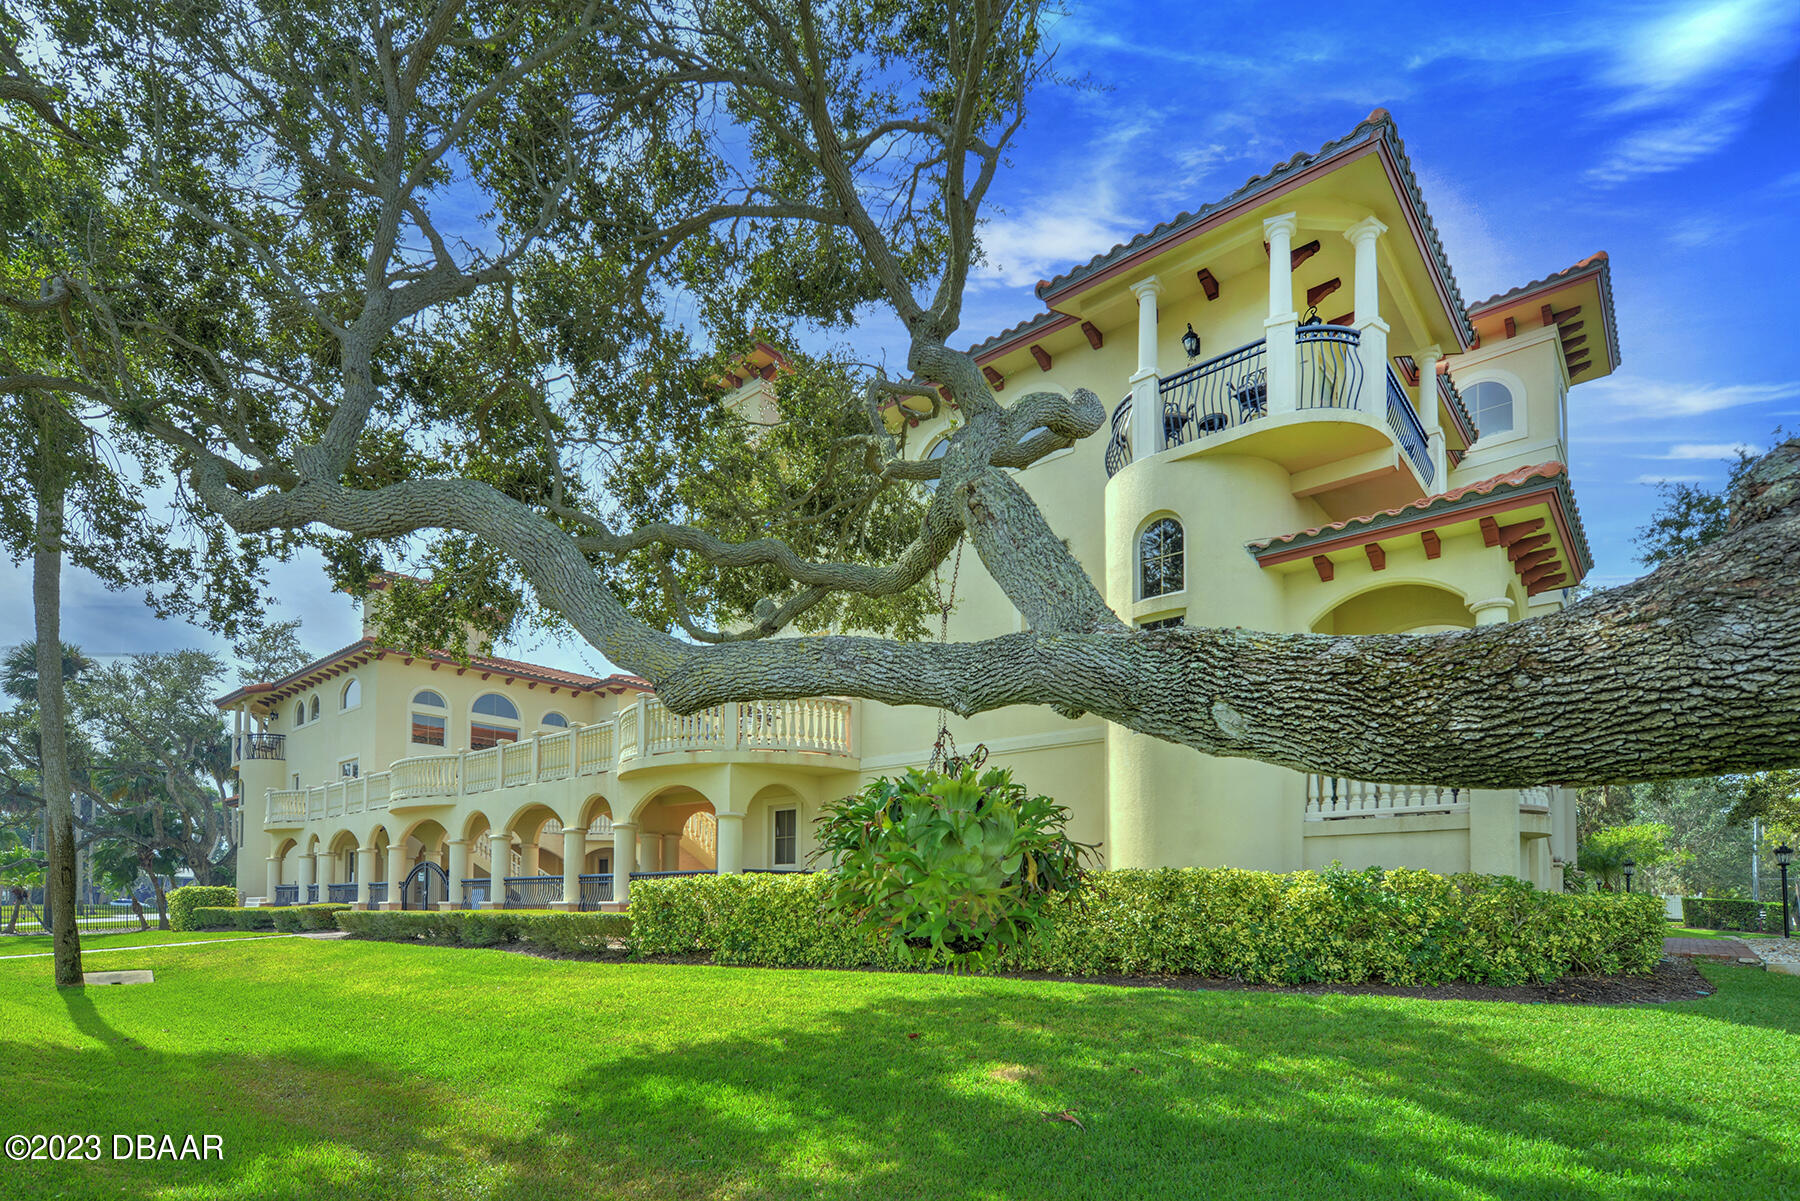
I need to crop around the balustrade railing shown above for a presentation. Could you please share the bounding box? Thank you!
[327,883,357,903]
[578,873,615,910]
[1306,776,1465,817]
[503,875,562,908]
[1159,338,1269,452]
[1295,325,1363,411]
[274,698,855,822]
[683,811,717,857]
[1385,368,1435,485]
[367,882,388,904]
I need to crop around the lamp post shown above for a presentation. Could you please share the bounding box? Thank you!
[1777,844,1793,938]
[1622,858,1635,894]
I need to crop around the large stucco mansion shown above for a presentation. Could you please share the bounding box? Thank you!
[225,110,1609,910]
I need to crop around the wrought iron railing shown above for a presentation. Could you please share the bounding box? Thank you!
[1158,338,1269,451]
[273,884,298,906]
[1385,367,1435,484]
[461,879,490,909]
[306,884,319,904]
[628,870,717,881]
[503,875,562,908]
[327,882,356,903]
[1105,392,1132,478]
[367,882,387,905]
[1295,325,1362,410]
[578,873,615,910]
[238,732,285,761]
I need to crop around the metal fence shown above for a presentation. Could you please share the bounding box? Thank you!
[503,875,562,908]
[577,874,614,910]
[2,894,161,936]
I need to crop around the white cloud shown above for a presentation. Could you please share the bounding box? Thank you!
[1585,95,1756,185]
[1635,473,1704,484]
[1579,374,1800,419]
[1415,168,1518,302]
[1659,442,1761,460]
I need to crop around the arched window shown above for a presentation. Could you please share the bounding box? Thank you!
[1466,380,1514,437]
[411,689,447,747]
[308,695,320,721]
[541,711,569,728]
[920,437,951,490]
[1138,517,1184,599]
[293,701,305,726]
[471,693,520,749]
[340,678,361,710]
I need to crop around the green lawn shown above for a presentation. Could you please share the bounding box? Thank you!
[1,939,1796,1200]
[0,930,288,956]
[1667,927,1780,941]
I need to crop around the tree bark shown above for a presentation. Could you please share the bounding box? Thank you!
[32,447,82,986]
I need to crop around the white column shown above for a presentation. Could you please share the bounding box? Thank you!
[487,830,511,908]
[715,812,744,875]
[355,845,374,909]
[612,821,638,907]
[1126,276,1164,466]
[298,852,315,900]
[1469,596,1513,626]
[1415,343,1446,485]
[561,824,586,911]
[1343,216,1389,415]
[445,839,469,909]
[520,841,540,876]
[384,840,409,909]
[1263,213,1300,414]
[265,855,280,901]
[662,832,682,872]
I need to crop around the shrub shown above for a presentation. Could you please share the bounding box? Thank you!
[189,906,279,930]
[334,908,630,953]
[629,867,1667,985]
[271,904,352,933]
[166,886,240,931]
[813,766,1096,968]
[1682,896,1786,933]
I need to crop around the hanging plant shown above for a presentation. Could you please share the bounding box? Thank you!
[812,766,1097,969]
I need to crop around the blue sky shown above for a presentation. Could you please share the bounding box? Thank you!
[3,0,1798,675]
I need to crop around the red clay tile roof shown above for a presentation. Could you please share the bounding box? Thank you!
[215,637,646,708]
[1466,252,1620,374]
[1246,461,1593,578]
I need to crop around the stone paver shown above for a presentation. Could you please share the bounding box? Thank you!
[1663,937,1762,963]
[84,969,153,985]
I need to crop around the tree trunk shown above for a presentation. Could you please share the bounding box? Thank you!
[33,458,82,986]
[146,866,169,931]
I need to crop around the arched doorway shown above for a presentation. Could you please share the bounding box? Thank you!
[631,787,717,875]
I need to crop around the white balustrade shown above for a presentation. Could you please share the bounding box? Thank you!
[682,811,717,856]
[271,700,856,824]
[1305,775,1467,818]
[264,789,308,825]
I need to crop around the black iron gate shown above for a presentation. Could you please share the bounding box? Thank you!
[398,862,450,910]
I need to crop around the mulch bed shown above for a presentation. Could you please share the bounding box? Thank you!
[473,940,1718,1005]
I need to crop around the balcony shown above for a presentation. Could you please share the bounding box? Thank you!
[1104,327,1436,488]
[235,732,286,762]
[266,696,859,824]
[1305,776,1554,822]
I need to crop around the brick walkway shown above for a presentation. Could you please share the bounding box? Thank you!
[1663,937,1763,962]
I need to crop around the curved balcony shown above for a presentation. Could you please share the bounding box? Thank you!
[1104,327,1433,486]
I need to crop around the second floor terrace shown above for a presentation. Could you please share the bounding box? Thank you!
[262,694,859,828]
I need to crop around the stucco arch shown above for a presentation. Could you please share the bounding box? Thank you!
[401,817,448,855]
[1454,362,1529,446]
[1309,580,1475,636]
[501,799,564,840]
[578,794,614,829]
[627,783,715,827]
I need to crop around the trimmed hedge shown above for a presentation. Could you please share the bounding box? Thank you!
[1681,896,1786,933]
[334,909,632,955]
[167,886,240,931]
[190,906,279,930]
[629,867,1669,986]
[273,904,353,932]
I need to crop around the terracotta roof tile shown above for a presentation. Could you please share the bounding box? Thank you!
[1247,461,1592,577]
[1465,252,1620,373]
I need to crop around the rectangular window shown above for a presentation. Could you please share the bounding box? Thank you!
[470,721,518,749]
[339,758,359,778]
[1138,615,1185,630]
[412,712,447,746]
[773,807,798,867]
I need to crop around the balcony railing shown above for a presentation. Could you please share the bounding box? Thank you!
[1306,777,1556,820]
[1103,330,1364,478]
[269,696,856,824]
[503,875,562,908]
[236,732,285,761]
[1385,368,1435,485]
